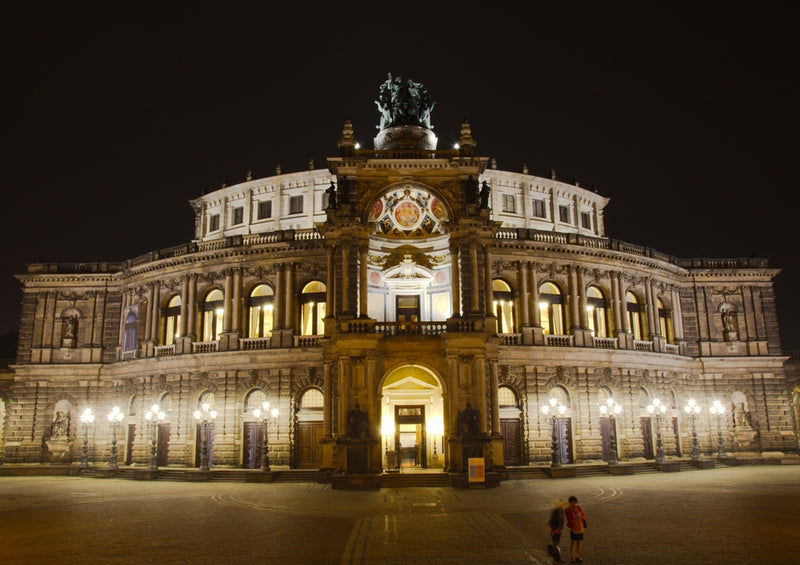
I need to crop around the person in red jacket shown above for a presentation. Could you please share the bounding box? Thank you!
[565,495,586,563]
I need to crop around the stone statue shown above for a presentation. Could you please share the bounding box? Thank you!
[722,310,738,339]
[347,403,369,439]
[50,411,70,439]
[63,316,77,339]
[479,181,491,208]
[375,73,436,131]
[458,402,480,437]
[325,181,337,209]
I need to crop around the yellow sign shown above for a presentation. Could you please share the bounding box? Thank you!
[468,457,485,482]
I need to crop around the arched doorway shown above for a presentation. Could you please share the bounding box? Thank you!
[380,365,444,471]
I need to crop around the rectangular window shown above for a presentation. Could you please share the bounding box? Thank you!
[581,212,591,229]
[502,194,516,213]
[289,195,303,215]
[257,200,272,219]
[209,214,220,232]
[559,205,570,224]
[232,207,244,225]
[532,199,546,218]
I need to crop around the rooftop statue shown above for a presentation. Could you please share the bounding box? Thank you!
[375,73,436,131]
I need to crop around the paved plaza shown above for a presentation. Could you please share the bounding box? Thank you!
[1,465,798,564]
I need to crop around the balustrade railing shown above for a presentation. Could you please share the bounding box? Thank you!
[239,337,272,350]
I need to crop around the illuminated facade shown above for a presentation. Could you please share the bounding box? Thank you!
[1,77,797,483]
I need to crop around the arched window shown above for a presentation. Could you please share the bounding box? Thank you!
[300,388,324,410]
[162,295,181,345]
[626,291,644,340]
[539,282,565,335]
[247,284,274,338]
[300,281,326,336]
[202,289,224,342]
[586,285,609,338]
[123,312,138,351]
[498,385,518,408]
[657,298,672,342]
[492,279,515,334]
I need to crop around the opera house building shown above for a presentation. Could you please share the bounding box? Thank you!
[1,76,796,486]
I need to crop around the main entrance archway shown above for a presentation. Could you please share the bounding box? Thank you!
[380,365,444,471]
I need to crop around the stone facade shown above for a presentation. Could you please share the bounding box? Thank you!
[1,82,797,478]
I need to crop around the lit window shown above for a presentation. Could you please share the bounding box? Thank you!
[300,281,326,335]
[627,291,643,340]
[247,284,274,338]
[586,286,608,337]
[492,279,515,333]
[539,282,565,335]
[202,289,224,341]
[162,295,182,345]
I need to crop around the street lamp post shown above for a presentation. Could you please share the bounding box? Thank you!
[107,406,124,470]
[253,400,278,472]
[683,398,702,462]
[647,398,667,464]
[599,398,622,465]
[709,400,727,459]
[144,404,165,472]
[79,408,95,470]
[541,397,566,468]
[194,403,218,472]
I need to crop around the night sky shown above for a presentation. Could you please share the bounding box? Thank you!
[3,6,798,349]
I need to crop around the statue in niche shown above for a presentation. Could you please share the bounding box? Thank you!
[63,316,77,339]
[50,411,70,439]
[347,403,369,439]
[722,309,738,340]
[458,402,480,437]
[732,402,752,429]
[325,181,337,209]
[479,181,491,208]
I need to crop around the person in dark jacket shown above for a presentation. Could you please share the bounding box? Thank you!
[547,499,568,563]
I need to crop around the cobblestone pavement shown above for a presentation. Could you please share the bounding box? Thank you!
[1,466,798,564]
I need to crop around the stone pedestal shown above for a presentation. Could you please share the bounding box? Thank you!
[43,439,72,464]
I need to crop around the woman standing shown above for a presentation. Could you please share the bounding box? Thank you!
[565,495,586,563]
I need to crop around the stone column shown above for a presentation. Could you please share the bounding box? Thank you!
[518,261,530,326]
[232,268,242,332]
[323,361,332,438]
[341,246,350,316]
[359,245,368,318]
[450,244,461,317]
[470,243,480,314]
[187,274,197,340]
[179,276,189,337]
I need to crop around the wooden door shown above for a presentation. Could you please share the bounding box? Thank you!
[157,424,170,467]
[194,424,215,468]
[600,418,616,462]
[125,423,136,465]
[297,421,323,468]
[243,422,264,469]
[556,418,573,464]
[500,418,522,465]
[641,417,654,459]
